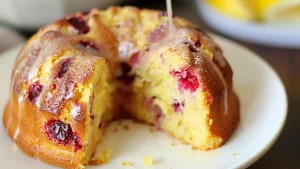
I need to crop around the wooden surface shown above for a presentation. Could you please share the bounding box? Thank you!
[16,0,299,168]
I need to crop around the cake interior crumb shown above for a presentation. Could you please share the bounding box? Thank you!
[89,148,112,165]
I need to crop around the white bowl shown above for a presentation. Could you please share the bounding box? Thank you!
[0,0,121,29]
[196,0,300,48]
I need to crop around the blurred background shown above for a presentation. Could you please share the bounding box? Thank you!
[0,0,299,168]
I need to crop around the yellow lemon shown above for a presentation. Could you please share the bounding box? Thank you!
[206,0,253,21]
[247,0,300,23]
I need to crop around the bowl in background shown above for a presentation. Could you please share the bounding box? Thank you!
[0,0,121,30]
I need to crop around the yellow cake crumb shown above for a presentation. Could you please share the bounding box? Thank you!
[89,149,112,165]
[143,156,153,166]
[232,152,237,156]
[122,160,133,166]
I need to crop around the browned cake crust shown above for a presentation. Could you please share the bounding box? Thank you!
[4,95,83,169]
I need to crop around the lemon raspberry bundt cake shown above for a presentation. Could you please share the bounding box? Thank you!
[3,6,239,169]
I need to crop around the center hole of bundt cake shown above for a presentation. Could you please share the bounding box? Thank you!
[116,62,135,85]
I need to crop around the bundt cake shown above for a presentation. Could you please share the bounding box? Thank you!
[3,6,240,169]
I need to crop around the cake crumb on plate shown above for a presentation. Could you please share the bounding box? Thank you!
[123,124,130,130]
[122,160,133,166]
[143,156,153,166]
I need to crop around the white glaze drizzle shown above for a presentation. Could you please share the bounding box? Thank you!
[12,91,25,141]
[70,104,81,120]
[70,103,79,166]
[166,0,174,35]
[35,82,49,162]
[200,36,229,114]
[9,50,31,142]
[201,53,228,114]
[8,38,51,161]
[6,70,17,136]
[5,47,32,158]
[6,48,30,138]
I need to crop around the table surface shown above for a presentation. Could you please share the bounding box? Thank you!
[16,0,300,168]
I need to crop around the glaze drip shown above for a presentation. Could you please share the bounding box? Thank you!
[166,0,174,35]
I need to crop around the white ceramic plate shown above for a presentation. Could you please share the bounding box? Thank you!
[196,0,300,49]
[0,35,287,169]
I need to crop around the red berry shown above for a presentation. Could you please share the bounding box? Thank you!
[57,59,72,78]
[171,68,199,93]
[195,40,201,48]
[129,51,141,65]
[183,41,198,53]
[173,101,185,113]
[28,81,43,103]
[44,119,82,152]
[143,96,164,129]
[144,96,156,108]
[72,135,82,152]
[68,17,90,34]
[152,105,164,130]
[89,113,95,120]
[79,40,98,51]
